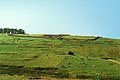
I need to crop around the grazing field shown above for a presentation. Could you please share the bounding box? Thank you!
[0,34,120,80]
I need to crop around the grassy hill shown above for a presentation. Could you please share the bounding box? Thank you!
[0,34,120,80]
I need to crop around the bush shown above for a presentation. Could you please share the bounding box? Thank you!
[52,71,70,78]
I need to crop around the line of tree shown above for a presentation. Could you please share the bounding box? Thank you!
[0,28,25,34]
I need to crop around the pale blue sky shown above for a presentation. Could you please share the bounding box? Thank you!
[0,0,120,38]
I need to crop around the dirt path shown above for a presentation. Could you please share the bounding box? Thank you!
[108,59,120,65]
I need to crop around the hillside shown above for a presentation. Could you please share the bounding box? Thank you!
[0,34,120,80]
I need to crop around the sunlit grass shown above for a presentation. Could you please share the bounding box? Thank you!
[0,34,120,79]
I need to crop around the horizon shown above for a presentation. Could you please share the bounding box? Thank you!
[0,27,117,38]
[0,0,120,38]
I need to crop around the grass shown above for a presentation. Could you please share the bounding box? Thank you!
[0,34,120,79]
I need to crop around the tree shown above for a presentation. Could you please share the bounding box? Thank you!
[0,28,3,33]
[0,28,25,34]
[18,29,25,34]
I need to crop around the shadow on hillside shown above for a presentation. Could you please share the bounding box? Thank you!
[0,64,119,80]
[0,64,70,78]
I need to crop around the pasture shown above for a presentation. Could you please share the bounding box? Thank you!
[0,34,120,80]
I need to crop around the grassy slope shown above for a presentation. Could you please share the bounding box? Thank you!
[0,34,120,80]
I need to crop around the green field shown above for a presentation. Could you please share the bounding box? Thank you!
[0,34,120,80]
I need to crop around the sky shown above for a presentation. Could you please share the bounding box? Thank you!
[0,0,120,38]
